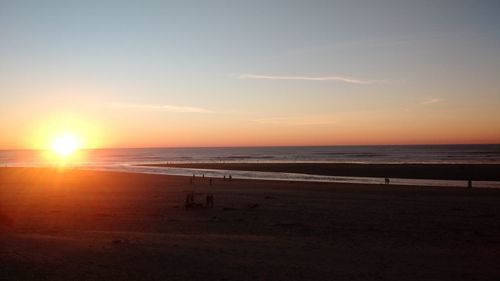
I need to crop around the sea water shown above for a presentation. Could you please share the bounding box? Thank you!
[1,145,499,188]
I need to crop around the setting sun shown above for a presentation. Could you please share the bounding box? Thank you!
[52,134,80,157]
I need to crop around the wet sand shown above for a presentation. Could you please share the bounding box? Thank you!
[145,163,500,181]
[1,167,500,281]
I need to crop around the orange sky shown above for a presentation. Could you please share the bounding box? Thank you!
[1,1,500,149]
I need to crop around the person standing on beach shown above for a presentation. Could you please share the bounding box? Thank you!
[185,193,190,209]
[468,179,472,188]
[208,193,214,208]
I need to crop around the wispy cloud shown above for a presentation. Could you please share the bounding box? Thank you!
[253,116,337,126]
[421,98,444,105]
[238,74,387,85]
[110,103,214,113]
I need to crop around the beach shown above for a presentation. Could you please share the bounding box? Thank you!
[144,163,500,181]
[1,167,500,280]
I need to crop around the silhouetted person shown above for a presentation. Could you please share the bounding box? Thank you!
[185,192,195,209]
[223,175,226,181]
[385,177,390,185]
[208,194,214,208]
[229,175,232,181]
[468,179,472,188]
[202,174,205,178]
[185,193,190,209]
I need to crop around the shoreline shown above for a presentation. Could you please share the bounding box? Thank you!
[141,162,500,181]
[3,163,500,188]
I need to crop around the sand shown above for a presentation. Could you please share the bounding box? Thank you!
[1,167,500,281]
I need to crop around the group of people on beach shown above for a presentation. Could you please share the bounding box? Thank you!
[189,176,213,185]
[184,191,214,209]
[190,173,232,185]
[185,173,224,209]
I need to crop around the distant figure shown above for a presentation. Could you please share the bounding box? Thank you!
[385,177,390,185]
[468,179,472,188]
[185,193,190,209]
[223,175,226,181]
[192,173,195,178]
[185,192,195,209]
[229,175,232,181]
[202,174,205,178]
[206,193,214,208]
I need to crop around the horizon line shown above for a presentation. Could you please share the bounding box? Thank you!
[3,142,500,151]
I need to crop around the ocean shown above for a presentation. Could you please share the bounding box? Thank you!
[2,144,500,166]
[1,144,500,188]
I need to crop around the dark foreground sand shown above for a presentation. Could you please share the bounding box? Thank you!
[1,167,500,281]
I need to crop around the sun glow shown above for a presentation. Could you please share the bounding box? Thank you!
[52,134,80,157]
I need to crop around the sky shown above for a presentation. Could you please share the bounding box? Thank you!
[1,0,499,149]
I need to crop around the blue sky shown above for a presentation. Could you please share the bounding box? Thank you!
[1,0,499,148]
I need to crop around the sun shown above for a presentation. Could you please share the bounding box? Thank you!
[52,134,80,157]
